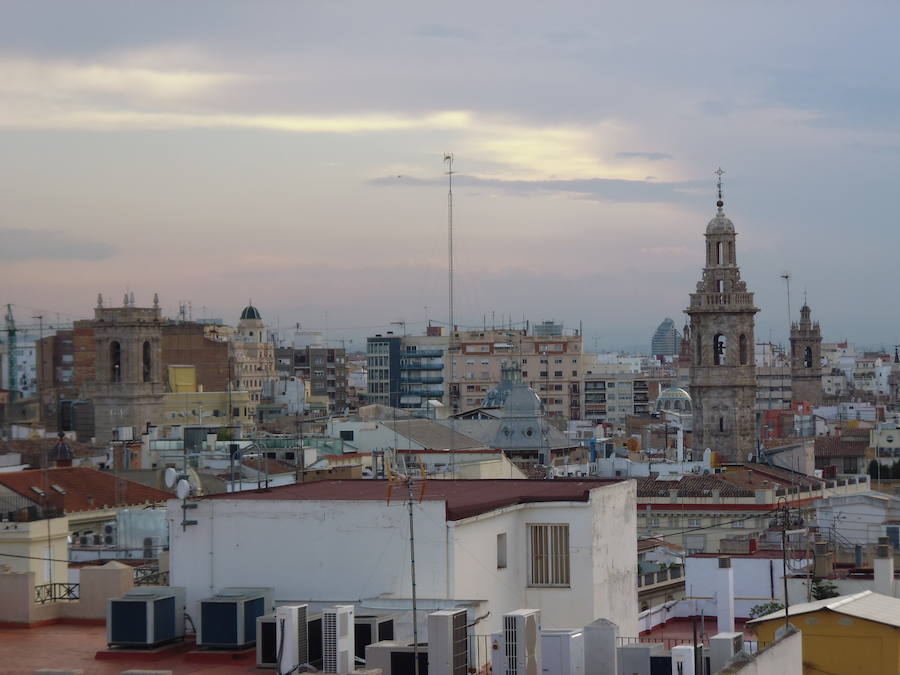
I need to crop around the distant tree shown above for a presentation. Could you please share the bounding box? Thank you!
[811,578,840,601]
[749,601,785,619]
[868,459,880,479]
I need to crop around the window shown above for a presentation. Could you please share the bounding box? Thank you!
[688,518,702,527]
[110,341,121,382]
[142,340,152,382]
[554,371,563,377]
[528,524,569,586]
[649,517,660,527]
[739,334,748,366]
[714,333,726,365]
[497,533,507,569]
[339,430,354,441]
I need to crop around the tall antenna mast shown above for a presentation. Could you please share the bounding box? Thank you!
[444,152,456,470]
[781,272,792,339]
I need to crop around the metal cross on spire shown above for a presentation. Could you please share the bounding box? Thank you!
[715,166,725,202]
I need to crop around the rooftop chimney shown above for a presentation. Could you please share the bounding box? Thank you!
[813,541,833,578]
[874,536,895,597]
[716,557,735,633]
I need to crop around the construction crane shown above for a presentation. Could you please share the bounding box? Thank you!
[4,304,17,403]
[2,305,74,401]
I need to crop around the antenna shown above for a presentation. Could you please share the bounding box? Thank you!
[715,166,725,203]
[781,272,792,333]
[444,153,457,473]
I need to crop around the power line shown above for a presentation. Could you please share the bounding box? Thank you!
[638,508,781,541]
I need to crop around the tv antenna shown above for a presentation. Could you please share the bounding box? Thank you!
[781,272,792,335]
[387,458,427,675]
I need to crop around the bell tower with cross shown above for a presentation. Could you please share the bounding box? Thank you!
[685,168,759,461]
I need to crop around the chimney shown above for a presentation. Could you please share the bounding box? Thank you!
[874,536,895,597]
[813,541,833,578]
[716,557,735,633]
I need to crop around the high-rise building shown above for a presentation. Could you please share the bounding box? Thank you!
[685,182,758,462]
[650,318,681,357]
[790,303,823,405]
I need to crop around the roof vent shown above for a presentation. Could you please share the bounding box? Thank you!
[718,557,732,569]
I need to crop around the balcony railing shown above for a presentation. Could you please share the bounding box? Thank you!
[637,566,683,588]
[402,349,444,358]
[134,567,170,586]
[400,376,444,384]
[400,363,445,371]
[34,582,79,604]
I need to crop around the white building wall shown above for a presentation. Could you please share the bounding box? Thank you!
[328,420,426,452]
[168,497,449,618]
[814,493,900,546]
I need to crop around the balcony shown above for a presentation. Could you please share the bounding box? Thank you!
[401,376,444,384]
[401,387,445,397]
[689,291,755,310]
[637,565,683,589]
[403,349,444,358]
[401,362,445,371]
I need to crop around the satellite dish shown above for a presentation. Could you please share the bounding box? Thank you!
[176,479,191,500]
[164,467,178,488]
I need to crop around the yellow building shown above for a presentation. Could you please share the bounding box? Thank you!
[749,590,900,674]
[163,365,253,427]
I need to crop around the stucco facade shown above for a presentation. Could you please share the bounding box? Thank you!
[167,480,638,638]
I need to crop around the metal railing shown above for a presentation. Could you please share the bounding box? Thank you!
[638,566,684,588]
[34,582,79,604]
[133,567,169,586]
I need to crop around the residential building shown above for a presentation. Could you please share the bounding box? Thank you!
[814,435,871,474]
[686,188,759,462]
[650,317,681,358]
[168,479,639,637]
[814,491,900,547]
[161,320,231,393]
[284,342,349,414]
[366,333,402,407]
[582,374,661,428]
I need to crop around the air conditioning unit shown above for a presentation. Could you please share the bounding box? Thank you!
[198,587,273,649]
[503,609,541,675]
[540,629,583,675]
[365,640,429,675]
[79,535,90,546]
[356,613,396,661]
[427,608,468,675]
[256,614,277,668]
[277,603,309,674]
[107,586,185,648]
[709,632,745,673]
[323,604,355,674]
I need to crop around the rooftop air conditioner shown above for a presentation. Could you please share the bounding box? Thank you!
[198,587,272,649]
[356,613,396,661]
[709,632,745,673]
[277,603,309,674]
[503,609,541,675]
[427,608,468,675]
[366,640,429,675]
[107,586,185,648]
[256,614,277,668]
[323,604,355,674]
[307,611,323,669]
[540,629,583,675]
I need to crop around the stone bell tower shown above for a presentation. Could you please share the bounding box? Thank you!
[685,169,759,462]
[790,301,823,406]
[88,292,165,444]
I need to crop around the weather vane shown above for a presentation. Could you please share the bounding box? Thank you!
[715,166,725,202]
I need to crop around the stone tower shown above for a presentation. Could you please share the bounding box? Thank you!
[88,293,164,444]
[790,302,823,405]
[685,176,758,462]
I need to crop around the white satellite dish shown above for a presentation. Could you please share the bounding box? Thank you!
[164,467,178,488]
[175,478,191,500]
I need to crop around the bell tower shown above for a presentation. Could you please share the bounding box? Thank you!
[685,169,759,462]
[790,301,823,405]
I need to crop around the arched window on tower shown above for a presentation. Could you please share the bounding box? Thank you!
[716,241,723,265]
[727,242,733,264]
[804,346,813,368]
[696,333,702,365]
[714,333,727,366]
[719,416,725,432]
[142,341,152,382]
[110,341,121,383]
[739,334,749,365]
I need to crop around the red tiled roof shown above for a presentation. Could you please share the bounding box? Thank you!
[719,464,823,490]
[815,436,869,457]
[0,467,171,513]
[637,475,754,498]
[205,478,623,520]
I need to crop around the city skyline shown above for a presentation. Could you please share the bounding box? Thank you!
[2,2,900,350]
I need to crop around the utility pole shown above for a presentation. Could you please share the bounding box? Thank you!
[779,498,791,634]
[407,475,420,675]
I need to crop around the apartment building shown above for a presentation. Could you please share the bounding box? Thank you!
[365,330,447,411]
[582,374,660,428]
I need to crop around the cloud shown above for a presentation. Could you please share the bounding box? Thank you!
[0,228,115,262]
[415,25,479,41]
[616,151,673,161]
[370,174,703,204]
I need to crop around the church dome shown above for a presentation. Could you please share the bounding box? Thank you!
[706,201,734,234]
[503,384,542,417]
[656,387,692,412]
[240,304,262,320]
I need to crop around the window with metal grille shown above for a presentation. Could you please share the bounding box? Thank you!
[527,523,570,586]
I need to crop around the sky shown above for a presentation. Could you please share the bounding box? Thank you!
[2,2,899,352]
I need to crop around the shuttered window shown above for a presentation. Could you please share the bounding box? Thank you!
[528,524,570,587]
